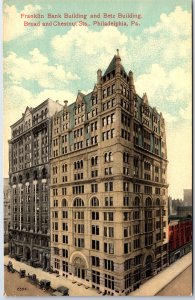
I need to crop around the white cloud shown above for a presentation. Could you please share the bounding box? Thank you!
[179,102,192,120]
[145,6,191,37]
[52,26,127,59]
[135,64,191,115]
[124,6,191,72]
[3,4,44,42]
[4,49,80,88]
[162,112,178,123]
[51,27,128,81]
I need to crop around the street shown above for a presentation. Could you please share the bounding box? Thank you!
[156,265,192,296]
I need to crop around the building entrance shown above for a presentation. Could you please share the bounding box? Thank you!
[73,256,86,280]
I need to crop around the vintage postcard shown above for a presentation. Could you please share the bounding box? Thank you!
[3,0,192,297]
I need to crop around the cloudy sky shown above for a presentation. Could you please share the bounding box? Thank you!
[3,0,192,199]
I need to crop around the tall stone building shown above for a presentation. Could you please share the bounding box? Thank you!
[50,51,169,295]
[4,178,11,244]
[9,99,62,269]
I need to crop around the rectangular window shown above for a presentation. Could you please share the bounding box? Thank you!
[104,212,114,221]
[91,184,98,193]
[92,270,100,284]
[123,196,130,206]
[105,182,113,192]
[62,211,68,218]
[105,274,114,290]
[104,259,114,271]
[91,256,100,267]
[62,223,68,231]
[62,261,68,273]
[91,211,99,220]
[134,238,140,249]
[105,196,113,206]
[62,235,68,244]
[92,240,100,250]
[104,226,114,237]
[104,242,114,254]
[92,225,99,235]
[62,249,68,258]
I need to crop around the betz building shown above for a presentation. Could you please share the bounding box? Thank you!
[9,99,62,269]
[50,51,169,295]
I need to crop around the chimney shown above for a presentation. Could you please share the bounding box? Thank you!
[64,100,68,107]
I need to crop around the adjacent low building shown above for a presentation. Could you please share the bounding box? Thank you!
[169,216,192,264]
[50,51,169,295]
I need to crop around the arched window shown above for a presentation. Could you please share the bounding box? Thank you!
[91,197,99,207]
[156,198,160,206]
[123,152,129,163]
[146,197,152,207]
[73,198,84,207]
[144,161,151,171]
[26,173,30,180]
[104,152,113,162]
[19,175,23,183]
[133,197,140,207]
[62,199,67,207]
[13,176,17,184]
[62,164,67,173]
[91,156,98,166]
[109,152,113,162]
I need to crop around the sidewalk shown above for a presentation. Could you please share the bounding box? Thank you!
[129,252,192,296]
[4,256,100,297]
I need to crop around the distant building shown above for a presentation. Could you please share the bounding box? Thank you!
[176,206,192,218]
[171,198,183,214]
[183,189,192,206]
[4,178,11,243]
[168,196,172,216]
[169,216,192,264]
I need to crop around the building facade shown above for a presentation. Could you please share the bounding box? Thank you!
[9,99,62,269]
[183,189,192,206]
[50,51,169,295]
[4,178,11,244]
[169,216,192,264]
